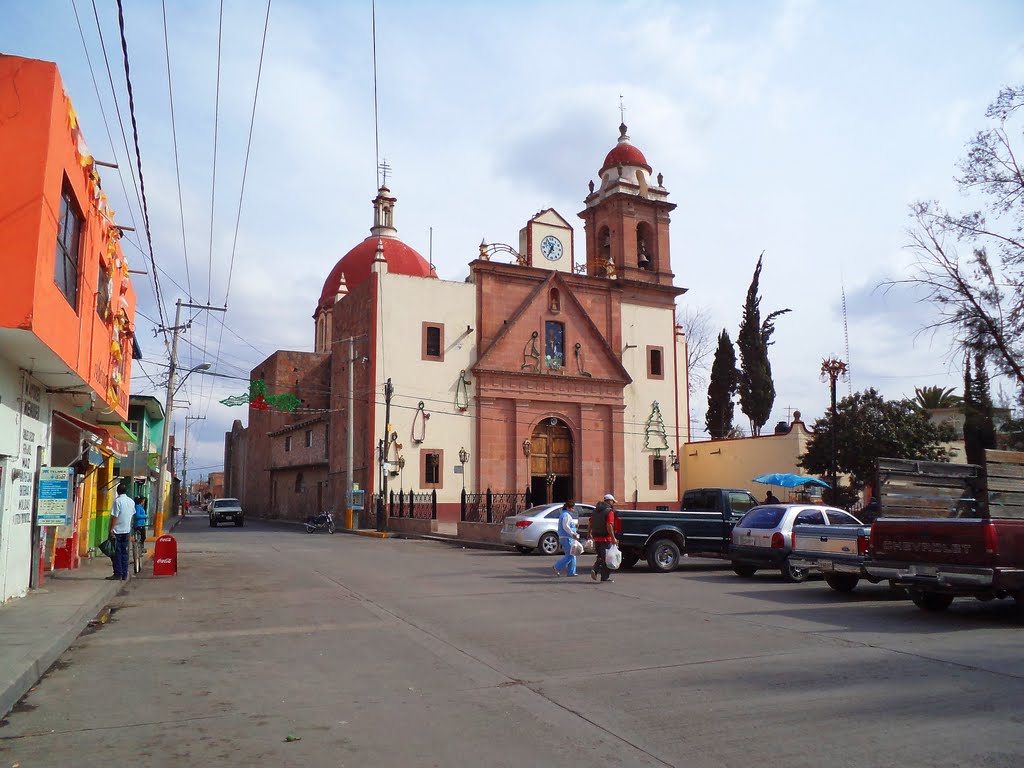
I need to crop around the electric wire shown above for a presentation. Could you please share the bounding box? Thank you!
[114,0,170,333]
[161,0,193,302]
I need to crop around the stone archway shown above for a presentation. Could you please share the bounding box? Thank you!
[529,418,573,505]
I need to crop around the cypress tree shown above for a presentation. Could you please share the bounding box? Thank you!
[737,253,791,435]
[706,330,739,439]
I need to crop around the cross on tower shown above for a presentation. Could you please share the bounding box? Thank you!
[377,158,392,187]
[618,94,626,123]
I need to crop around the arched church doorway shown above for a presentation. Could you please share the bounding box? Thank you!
[529,418,573,505]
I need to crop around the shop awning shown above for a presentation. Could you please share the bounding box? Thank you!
[99,420,138,443]
[53,411,130,458]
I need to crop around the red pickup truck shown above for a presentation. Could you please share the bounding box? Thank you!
[865,452,1024,616]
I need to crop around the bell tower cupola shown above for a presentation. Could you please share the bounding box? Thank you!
[578,123,676,286]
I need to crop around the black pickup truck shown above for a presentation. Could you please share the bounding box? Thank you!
[600,488,759,572]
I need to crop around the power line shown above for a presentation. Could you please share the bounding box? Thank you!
[207,0,225,305]
[161,0,193,302]
[114,0,170,333]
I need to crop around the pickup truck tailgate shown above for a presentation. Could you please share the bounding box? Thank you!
[792,524,867,557]
[871,519,993,566]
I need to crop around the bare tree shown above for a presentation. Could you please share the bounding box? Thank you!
[886,86,1024,397]
[676,304,714,399]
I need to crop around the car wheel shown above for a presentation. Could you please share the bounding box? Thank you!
[1013,592,1024,623]
[235,519,244,527]
[732,564,757,578]
[514,545,533,555]
[209,517,216,528]
[824,574,859,593]
[619,550,641,570]
[910,590,954,612]
[538,532,560,556]
[780,558,808,583]
[646,538,681,573]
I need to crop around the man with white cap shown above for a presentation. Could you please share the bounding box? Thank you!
[589,493,619,582]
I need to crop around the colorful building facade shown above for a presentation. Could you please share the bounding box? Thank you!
[0,55,138,601]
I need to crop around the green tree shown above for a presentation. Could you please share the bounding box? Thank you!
[964,353,997,465]
[737,253,791,436]
[889,86,1024,396]
[705,330,739,439]
[799,388,954,493]
[909,385,962,413]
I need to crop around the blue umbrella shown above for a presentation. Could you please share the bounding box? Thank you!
[752,473,831,489]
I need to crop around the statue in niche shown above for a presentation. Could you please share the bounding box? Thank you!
[549,288,561,314]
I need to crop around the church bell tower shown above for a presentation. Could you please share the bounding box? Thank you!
[579,123,676,286]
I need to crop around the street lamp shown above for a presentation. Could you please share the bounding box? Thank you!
[458,447,469,491]
[820,357,849,502]
[173,362,211,397]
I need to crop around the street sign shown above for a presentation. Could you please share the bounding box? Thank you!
[37,466,73,526]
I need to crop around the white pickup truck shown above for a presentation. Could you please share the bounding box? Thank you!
[788,509,880,593]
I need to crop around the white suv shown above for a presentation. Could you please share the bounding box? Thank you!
[209,498,245,528]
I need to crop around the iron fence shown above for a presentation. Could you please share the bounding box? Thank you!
[389,489,437,520]
[461,487,532,524]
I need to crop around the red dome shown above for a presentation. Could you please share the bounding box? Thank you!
[601,142,651,174]
[318,237,436,309]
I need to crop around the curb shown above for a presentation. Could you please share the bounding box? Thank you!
[0,579,125,719]
[251,516,512,550]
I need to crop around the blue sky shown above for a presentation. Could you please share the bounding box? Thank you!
[3,0,1022,475]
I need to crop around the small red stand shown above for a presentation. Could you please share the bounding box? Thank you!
[153,535,177,576]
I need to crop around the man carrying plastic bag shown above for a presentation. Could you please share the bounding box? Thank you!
[589,494,619,583]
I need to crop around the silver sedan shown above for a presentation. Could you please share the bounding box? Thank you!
[500,503,596,555]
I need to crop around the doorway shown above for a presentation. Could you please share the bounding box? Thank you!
[529,418,573,505]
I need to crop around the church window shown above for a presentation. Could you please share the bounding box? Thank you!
[421,449,443,488]
[650,456,667,490]
[545,321,565,369]
[285,436,292,452]
[647,346,664,379]
[637,222,654,270]
[422,322,444,361]
[305,429,313,448]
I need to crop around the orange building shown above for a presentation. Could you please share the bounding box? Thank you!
[0,55,139,601]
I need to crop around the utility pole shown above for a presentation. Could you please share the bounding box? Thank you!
[376,377,393,532]
[153,298,226,537]
[346,337,356,529]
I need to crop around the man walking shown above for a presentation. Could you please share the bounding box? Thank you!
[589,493,618,583]
[108,482,135,581]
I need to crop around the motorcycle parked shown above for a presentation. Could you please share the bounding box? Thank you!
[305,509,336,534]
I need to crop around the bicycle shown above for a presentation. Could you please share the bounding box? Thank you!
[130,527,145,576]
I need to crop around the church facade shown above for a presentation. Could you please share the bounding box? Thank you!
[226,123,691,522]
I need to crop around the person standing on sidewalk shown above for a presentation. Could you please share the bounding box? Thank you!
[133,496,148,553]
[551,500,580,577]
[589,494,618,583]
[108,482,135,581]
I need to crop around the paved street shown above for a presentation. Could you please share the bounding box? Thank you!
[2,517,1023,768]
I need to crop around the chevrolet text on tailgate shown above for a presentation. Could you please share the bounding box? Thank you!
[864,452,1024,617]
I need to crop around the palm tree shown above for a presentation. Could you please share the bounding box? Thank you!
[909,385,962,413]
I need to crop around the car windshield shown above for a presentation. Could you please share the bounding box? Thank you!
[214,499,240,508]
[737,506,786,529]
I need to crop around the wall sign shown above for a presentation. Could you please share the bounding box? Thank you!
[37,466,74,526]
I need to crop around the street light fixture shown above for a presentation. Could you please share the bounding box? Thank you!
[820,357,849,502]
[458,447,469,491]
[172,362,211,397]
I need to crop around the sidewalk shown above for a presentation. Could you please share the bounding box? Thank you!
[0,515,184,718]
[0,556,123,717]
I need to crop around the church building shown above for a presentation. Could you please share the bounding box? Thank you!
[225,123,691,523]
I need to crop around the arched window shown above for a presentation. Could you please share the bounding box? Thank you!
[636,222,653,270]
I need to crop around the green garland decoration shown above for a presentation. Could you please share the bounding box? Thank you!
[644,400,669,455]
[219,379,301,412]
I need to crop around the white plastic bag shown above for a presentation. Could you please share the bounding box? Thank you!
[569,539,584,556]
[583,538,595,554]
[605,543,622,570]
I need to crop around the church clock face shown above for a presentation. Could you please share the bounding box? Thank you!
[540,235,563,262]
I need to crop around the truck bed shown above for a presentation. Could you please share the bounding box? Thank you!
[790,523,869,571]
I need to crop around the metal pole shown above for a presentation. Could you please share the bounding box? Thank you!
[830,376,838,499]
[153,299,182,538]
[346,336,355,529]
[377,378,393,532]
